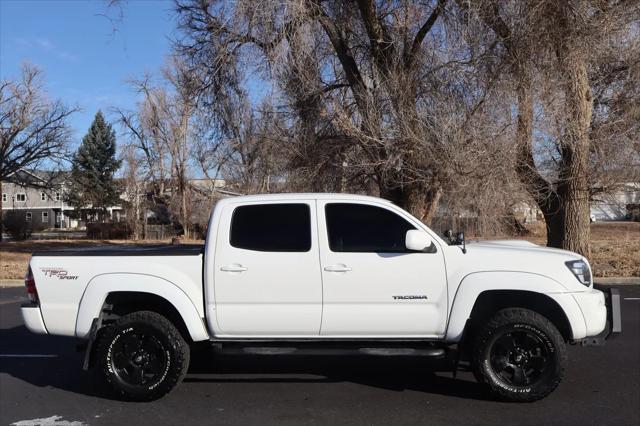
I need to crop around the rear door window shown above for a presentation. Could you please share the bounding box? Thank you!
[230,203,311,252]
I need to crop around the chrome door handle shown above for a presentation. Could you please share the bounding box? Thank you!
[324,265,352,273]
[220,264,248,272]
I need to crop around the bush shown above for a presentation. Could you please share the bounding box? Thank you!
[191,222,208,240]
[86,222,132,239]
[3,211,33,240]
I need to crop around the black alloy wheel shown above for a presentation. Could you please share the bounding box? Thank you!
[109,331,169,387]
[489,330,549,387]
[472,308,567,402]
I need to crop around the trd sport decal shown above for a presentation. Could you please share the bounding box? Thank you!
[392,295,428,300]
[40,267,79,280]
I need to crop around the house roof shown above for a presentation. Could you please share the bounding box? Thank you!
[4,169,69,187]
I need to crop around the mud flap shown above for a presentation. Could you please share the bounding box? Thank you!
[82,317,101,370]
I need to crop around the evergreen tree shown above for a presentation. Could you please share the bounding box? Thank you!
[67,111,122,222]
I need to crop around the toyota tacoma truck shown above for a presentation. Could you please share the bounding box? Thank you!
[20,193,621,402]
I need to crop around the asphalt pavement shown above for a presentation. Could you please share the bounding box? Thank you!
[1,286,639,426]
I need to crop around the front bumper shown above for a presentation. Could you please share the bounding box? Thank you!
[21,303,48,334]
[578,286,622,346]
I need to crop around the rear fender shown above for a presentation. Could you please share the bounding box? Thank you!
[75,273,209,341]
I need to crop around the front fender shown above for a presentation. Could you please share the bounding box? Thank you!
[446,271,587,342]
[75,273,209,341]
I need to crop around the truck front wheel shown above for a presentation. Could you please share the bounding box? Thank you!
[95,311,190,401]
[472,308,567,402]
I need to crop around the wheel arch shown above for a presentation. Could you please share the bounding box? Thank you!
[465,290,573,341]
[446,271,584,342]
[100,292,193,343]
[75,273,209,342]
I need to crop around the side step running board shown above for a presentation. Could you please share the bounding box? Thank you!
[214,345,446,357]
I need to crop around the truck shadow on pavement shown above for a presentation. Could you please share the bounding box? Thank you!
[184,346,494,401]
[0,325,110,398]
[0,326,493,402]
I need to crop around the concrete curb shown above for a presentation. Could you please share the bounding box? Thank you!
[0,280,23,288]
[594,277,640,286]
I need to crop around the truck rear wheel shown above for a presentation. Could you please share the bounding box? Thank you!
[472,308,567,402]
[95,311,190,401]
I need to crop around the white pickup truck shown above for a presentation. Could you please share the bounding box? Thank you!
[21,193,621,402]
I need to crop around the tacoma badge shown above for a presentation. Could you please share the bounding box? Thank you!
[392,295,428,300]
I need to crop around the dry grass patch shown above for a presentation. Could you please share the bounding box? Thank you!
[1,250,32,280]
[522,222,639,277]
[462,221,638,278]
[588,222,640,277]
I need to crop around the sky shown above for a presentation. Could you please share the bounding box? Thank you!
[0,0,176,147]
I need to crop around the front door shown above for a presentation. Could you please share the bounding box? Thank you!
[317,201,448,337]
[213,201,322,336]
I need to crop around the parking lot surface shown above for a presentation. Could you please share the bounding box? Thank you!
[1,286,639,425]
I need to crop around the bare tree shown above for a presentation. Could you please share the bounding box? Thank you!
[588,21,640,199]
[462,0,640,256]
[0,64,77,239]
[116,58,201,237]
[120,144,146,239]
[109,0,639,251]
[174,0,461,221]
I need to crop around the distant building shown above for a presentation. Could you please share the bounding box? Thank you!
[1,170,76,229]
[513,183,640,223]
[590,183,640,221]
[1,170,236,235]
[188,178,228,194]
[1,169,127,229]
[514,201,540,224]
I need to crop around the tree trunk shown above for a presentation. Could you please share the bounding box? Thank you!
[543,208,564,248]
[481,1,592,258]
[512,70,558,247]
[379,181,442,225]
[181,183,188,239]
[557,54,592,257]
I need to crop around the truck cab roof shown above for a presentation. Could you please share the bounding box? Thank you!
[215,193,394,206]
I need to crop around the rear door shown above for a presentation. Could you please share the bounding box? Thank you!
[317,201,448,337]
[213,201,322,336]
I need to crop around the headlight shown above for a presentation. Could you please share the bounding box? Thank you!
[565,260,592,287]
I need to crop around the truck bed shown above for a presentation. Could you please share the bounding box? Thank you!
[32,244,204,257]
[27,244,206,339]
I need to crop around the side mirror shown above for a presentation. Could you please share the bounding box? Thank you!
[405,230,434,252]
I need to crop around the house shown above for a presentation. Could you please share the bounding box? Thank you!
[1,169,129,229]
[1,170,76,229]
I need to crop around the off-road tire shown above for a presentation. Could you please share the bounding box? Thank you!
[472,308,567,402]
[95,311,190,401]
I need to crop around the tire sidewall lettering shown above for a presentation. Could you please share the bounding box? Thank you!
[148,349,172,390]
